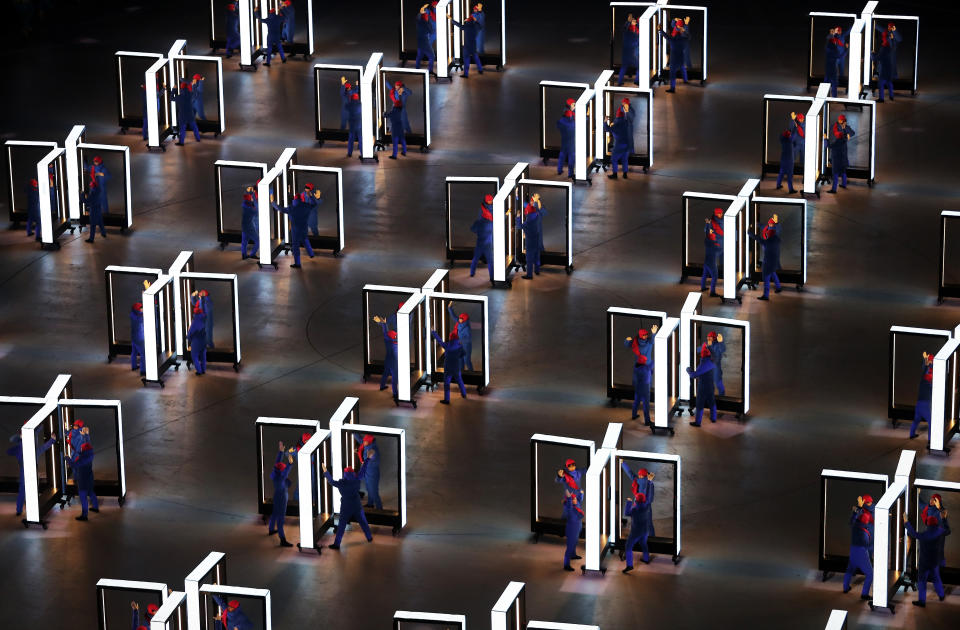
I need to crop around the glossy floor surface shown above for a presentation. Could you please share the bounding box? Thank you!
[2,2,960,628]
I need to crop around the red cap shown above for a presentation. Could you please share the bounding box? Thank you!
[73,419,84,428]
[637,329,649,338]
[622,97,630,104]
[303,183,315,191]
[796,113,805,123]
[30,178,38,188]
[199,289,208,297]
[138,626,149,630]
[484,193,493,204]
[351,93,360,101]
[837,114,846,123]
[192,73,202,81]
[274,462,286,472]
[388,331,398,341]
[637,468,649,477]
[714,207,724,218]
[179,81,189,90]
[565,458,576,467]
[395,81,403,88]
[93,156,103,165]
[565,98,576,106]
[835,26,843,34]
[146,604,159,616]
[362,434,375,444]
[887,22,895,29]
[458,313,468,322]
[301,432,312,444]
[343,81,351,90]
[81,443,93,452]
[862,494,873,505]
[268,7,276,12]
[133,302,143,312]
[930,494,942,504]
[634,492,647,503]
[700,343,711,358]
[228,600,240,609]
[227,4,235,11]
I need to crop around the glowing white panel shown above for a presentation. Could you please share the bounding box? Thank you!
[528,622,599,630]
[360,52,384,159]
[150,591,186,630]
[173,54,226,133]
[893,449,916,485]
[327,396,359,513]
[636,6,658,90]
[257,165,281,267]
[860,3,878,87]
[185,551,226,630]
[678,291,702,401]
[592,70,614,159]
[297,429,331,550]
[332,421,407,527]
[574,89,594,181]
[824,609,847,630]
[531,434,596,523]
[821,469,888,483]
[616,449,681,552]
[167,251,194,358]
[64,126,85,221]
[436,0,452,79]
[396,293,423,403]
[21,402,57,524]
[77,142,133,229]
[395,611,467,625]
[36,147,65,245]
[431,291,490,387]
[931,337,960,452]
[584,448,613,572]
[824,96,876,180]
[653,317,680,429]
[847,19,865,97]
[145,57,167,148]
[721,197,745,301]
[491,581,525,630]
[199,585,271,630]
[872,478,907,610]
[492,184,512,283]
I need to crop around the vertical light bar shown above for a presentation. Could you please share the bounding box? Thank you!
[701,6,708,80]
[492,184,512,283]
[721,198,741,301]
[742,319,751,413]
[423,70,432,146]
[36,148,62,245]
[824,609,847,630]
[360,53,383,159]
[847,20,865,97]
[297,431,327,549]
[167,40,187,131]
[802,100,821,193]
[654,318,679,428]
[239,0,253,67]
[21,404,54,524]
[167,251,193,358]
[329,416,343,513]
[637,6,656,90]
[500,0,507,68]
[436,0,451,79]
[65,126,85,221]
[593,70,614,160]
[257,166,280,266]
[306,0,315,55]
[931,339,960,452]
[872,479,906,610]
[860,2,878,88]
[574,89,594,181]
[584,448,612,572]
[679,291,701,401]
[868,100,876,181]
[398,429,407,527]
[145,58,166,148]
[396,295,420,402]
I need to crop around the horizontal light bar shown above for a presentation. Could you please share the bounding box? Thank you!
[889,326,951,337]
[530,434,596,450]
[255,417,322,428]
[96,578,168,591]
[821,469,888,483]
[491,581,525,613]
[394,611,466,623]
[200,584,270,598]
[914,478,960,491]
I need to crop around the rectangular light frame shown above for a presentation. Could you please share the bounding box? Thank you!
[688,314,750,415]
[930,337,960,453]
[516,178,574,269]
[289,164,345,255]
[612,449,682,560]
[379,66,432,149]
[529,434,596,540]
[444,176,500,263]
[199,585,271,630]
[58,398,126,502]
[296,428,333,551]
[818,468,889,575]
[605,306,667,404]
[427,292,490,389]
[184,551,227,630]
[887,325,951,423]
[96,579,168,630]
[490,581,526,630]
[583,448,613,573]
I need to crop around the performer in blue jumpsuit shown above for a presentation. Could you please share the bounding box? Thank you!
[212,597,254,630]
[387,102,407,159]
[131,602,159,630]
[68,442,99,521]
[173,82,201,145]
[374,317,399,398]
[225,3,241,58]
[66,419,90,461]
[619,98,636,155]
[624,326,657,423]
[448,301,473,372]
[339,77,358,130]
[272,188,320,267]
[346,93,362,157]
[909,352,934,439]
[354,434,382,509]
[431,329,467,404]
[621,464,655,536]
[131,302,146,376]
[323,462,374,549]
[687,343,717,426]
[89,156,111,214]
[701,224,720,297]
[267,443,295,546]
[452,17,483,77]
[187,307,208,375]
[605,109,631,180]
[790,112,806,163]
[619,15,640,86]
[241,187,259,259]
[190,74,206,121]
[748,215,782,300]
[675,17,692,83]
[280,0,295,42]
[921,494,947,570]
[776,130,796,193]
[824,27,847,98]
[190,289,214,349]
[706,331,726,396]
[258,8,287,65]
[561,492,583,571]
[659,22,689,93]
[904,509,950,607]
[415,10,436,74]
[825,115,855,193]
[873,22,902,103]
[7,431,56,516]
[470,195,494,280]
[517,197,543,279]
[556,458,583,503]
[389,81,412,134]
[622,491,651,571]
[556,106,576,179]
[842,501,874,599]
[472,3,486,54]
[25,178,41,240]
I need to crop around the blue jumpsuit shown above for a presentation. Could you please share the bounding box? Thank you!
[346,100,362,157]
[687,356,717,425]
[225,5,241,57]
[7,436,56,515]
[25,182,41,239]
[659,28,689,91]
[619,22,640,86]
[325,463,374,546]
[452,19,482,76]
[710,340,726,396]
[340,83,358,130]
[791,119,805,163]
[562,493,583,568]
[555,468,583,502]
[387,105,407,157]
[824,33,847,98]
[258,12,287,64]
[605,116,630,175]
[777,133,796,192]
[69,447,99,518]
[449,306,473,371]
[131,308,145,375]
[842,510,874,597]
[827,124,855,192]
[749,224,782,297]
[432,331,467,402]
[906,518,950,603]
[625,337,653,423]
[556,114,576,178]
[922,502,947,569]
[280,2,295,41]
[241,194,259,259]
[305,188,323,237]
[621,462,655,536]
[354,435,382,509]
[621,105,636,154]
[909,361,933,439]
[624,494,651,567]
[701,228,720,294]
[380,322,399,398]
[874,25,902,102]
[389,87,412,134]
[188,311,207,374]
[191,78,206,121]
[212,596,254,630]
[472,7,485,53]
[415,15,436,73]
[267,452,293,540]
[518,209,542,278]
[174,88,201,144]
[469,206,494,280]
[273,195,316,266]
